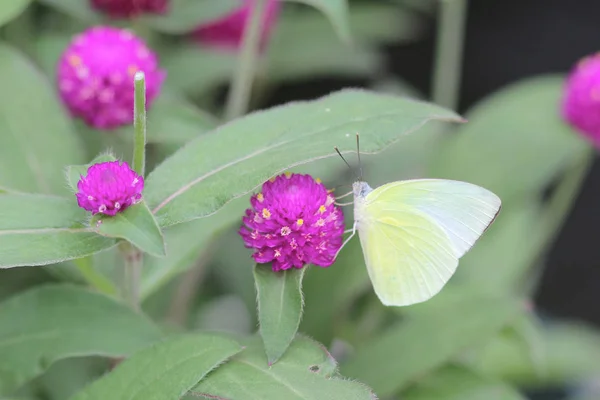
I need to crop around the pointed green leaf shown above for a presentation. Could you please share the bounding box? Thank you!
[92,202,166,257]
[429,75,590,203]
[284,0,351,44]
[70,334,242,400]
[141,0,239,34]
[0,285,161,395]
[402,364,526,400]
[254,264,305,365]
[340,289,521,397]
[0,1,31,27]
[65,154,118,192]
[0,195,115,268]
[0,43,83,195]
[189,336,376,400]
[145,89,462,227]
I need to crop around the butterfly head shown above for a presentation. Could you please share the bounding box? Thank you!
[353,180,372,199]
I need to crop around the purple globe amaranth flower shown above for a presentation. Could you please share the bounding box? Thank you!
[562,52,600,146]
[239,173,345,272]
[76,161,144,216]
[90,0,168,18]
[192,0,280,50]
[57,26,165,129]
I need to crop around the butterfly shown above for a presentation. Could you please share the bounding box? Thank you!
[334,135,501,307]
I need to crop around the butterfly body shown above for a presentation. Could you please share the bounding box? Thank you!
[350,179,501,307]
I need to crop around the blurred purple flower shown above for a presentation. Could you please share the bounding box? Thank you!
[192,0,280,50]
[90,0,168,18]
[57,26,165,129]
[239,173,345,272]
[562,53,600,146]
[76,161,144,216]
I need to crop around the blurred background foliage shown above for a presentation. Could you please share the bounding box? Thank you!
[1,1,599,400]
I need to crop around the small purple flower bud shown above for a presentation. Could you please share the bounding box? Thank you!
[239,173,345,272]
[90,0,168,19]
[562,53,600,146]
[57,26,165,129]
[76,161,144,216]
[192,0,280,50]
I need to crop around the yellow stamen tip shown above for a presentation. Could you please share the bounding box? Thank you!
[296,219,304,226]
[284,171,292,178]
[68,54,82,67]
[319,205,326,214]
[315,177,322,184]
[262,208,271,219]
[256,193,264,202]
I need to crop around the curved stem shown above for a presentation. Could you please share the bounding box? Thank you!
[224,0,267,121]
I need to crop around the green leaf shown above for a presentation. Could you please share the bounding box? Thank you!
[467,321,600,387]
[141,197,247,300]
[161,45,235,96]
[0,195,115,268]
[284,0,351,44]
[429,75,590,203]
[65,154,118,192]
[118,93,219,144]
[92,202,166,257]
[0,0,31,27]
[254,264,305,365]
[145,89,462,227]
[268,3,424,82]
[141,0,239,34]
[340,289,521,397]
[0,42,83,195]
[402,364,526,400]
[70,334,242,400]
[0,285,161,395]
[189,336,376,400]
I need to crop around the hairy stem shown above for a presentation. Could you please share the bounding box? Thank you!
[120,242,143,311]
[132,71,147,177]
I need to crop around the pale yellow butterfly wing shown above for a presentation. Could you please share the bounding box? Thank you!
[356,179,501,306]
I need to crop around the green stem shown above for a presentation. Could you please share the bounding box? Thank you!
[431,0,468,110]
[522,148,594,294]
[538,149,594,251]
[120,242,142,311]
[224,0,267,121]
[73,256,118,296]
[132,71,147,177]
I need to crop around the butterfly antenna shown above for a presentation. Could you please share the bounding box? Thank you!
[356,133,363,181]
[334,146,355,174]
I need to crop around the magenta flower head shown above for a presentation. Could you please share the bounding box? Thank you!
[239,173,345,272]
[90,0,168,18]
[562,52,600,146]
[192,0,280,50]
[57,26,165,129]
[76,161,144,216]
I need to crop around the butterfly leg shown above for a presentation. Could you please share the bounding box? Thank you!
[334,221,356,260]
[335,190,353,200]
[335,201,354,206]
